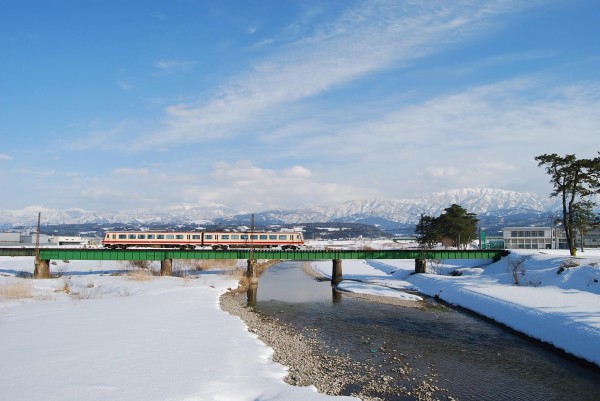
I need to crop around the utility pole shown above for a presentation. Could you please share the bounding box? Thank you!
[33,212,50,278]
[35,212,41,264]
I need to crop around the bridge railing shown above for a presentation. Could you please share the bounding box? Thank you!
[0,247,508,261]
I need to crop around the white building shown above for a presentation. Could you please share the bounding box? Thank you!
[48,236,89,246]
[502,227,568,250]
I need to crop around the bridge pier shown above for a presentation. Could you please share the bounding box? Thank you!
[246,259,258,283]
[415,258,427,273]
[247,282,258,307]
[34,259,51,279]
[332,259,342,285]
[161,258,173,276]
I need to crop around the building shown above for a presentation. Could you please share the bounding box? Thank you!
[0,232,21,244]
[48,236,89,246]
[502,227,568,250]
[576,227,600,249]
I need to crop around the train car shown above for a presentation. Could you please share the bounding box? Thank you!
[102,231,304,250]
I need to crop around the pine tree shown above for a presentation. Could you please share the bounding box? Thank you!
[535,153,600,255]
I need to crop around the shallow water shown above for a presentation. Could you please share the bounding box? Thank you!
[251,262,600,401]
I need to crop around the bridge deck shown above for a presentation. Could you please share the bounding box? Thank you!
[0,248,508,261]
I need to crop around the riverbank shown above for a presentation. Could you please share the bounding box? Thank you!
[221,261,450,401]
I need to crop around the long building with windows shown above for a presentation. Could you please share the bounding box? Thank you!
[502,227,568,250]
[502,227,600,250]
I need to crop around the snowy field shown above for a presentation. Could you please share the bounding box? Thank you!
[1,244,599,400]
[0,257,358,401]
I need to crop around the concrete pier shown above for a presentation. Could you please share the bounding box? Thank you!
[161,258,173,276]
[246,282,258,307]
[332,259,343,285]
[415,258,427,273]
[246,259,258,283]
[34,259,51,279]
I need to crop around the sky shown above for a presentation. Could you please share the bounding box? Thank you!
[1,0,599,214]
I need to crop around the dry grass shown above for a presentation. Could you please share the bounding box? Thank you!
[126,269,154,281]
[193,259,240,271]
[0,280,33,300]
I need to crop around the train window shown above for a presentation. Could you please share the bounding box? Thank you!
[278,235,287,240]
[138,234,146,239]
[241,235,248,240]
[205,235,213,240]
[147,234,155,239]
[192,235,201,240]
[128,234,136,239]
[221,235,229,240]
[175,235,184,240]
[166,234,174,239]
[269,235,277,240]
[119,234,127,239]
[157,234,165,239]
[260,235,267,240]
[231,235,239,240]
[251,235,258,240]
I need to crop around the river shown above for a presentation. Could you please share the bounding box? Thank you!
[246,261,600,401]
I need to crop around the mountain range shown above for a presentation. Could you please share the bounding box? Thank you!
[0,188,571,235]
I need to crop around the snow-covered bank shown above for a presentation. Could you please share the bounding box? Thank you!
[0,257,358,401]
[312,249,600,367]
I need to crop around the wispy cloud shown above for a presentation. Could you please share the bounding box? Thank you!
[154,59,197,73]
[0,154,13,161]
[135,1,534,148]
[112,167,149,176]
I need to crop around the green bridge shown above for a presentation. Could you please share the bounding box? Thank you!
[0,247,509,281]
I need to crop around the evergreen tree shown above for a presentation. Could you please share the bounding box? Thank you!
[415,214,441,248]
[535,153,600,255]
[415,204,478,249]
[436,204,479,249]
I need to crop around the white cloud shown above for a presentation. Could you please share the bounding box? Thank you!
[112,168,149,176]
[154,59,196,73]
[0,154,13,161]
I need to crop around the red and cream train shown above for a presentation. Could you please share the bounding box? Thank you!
[102,231,304,250]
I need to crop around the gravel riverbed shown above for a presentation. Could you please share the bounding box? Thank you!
[219,265,449,401]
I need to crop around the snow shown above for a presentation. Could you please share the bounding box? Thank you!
[2,245,600,400]
[0,258,358,401]
[311,246,600,367]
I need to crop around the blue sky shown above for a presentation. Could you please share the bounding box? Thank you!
[1,0,599,214]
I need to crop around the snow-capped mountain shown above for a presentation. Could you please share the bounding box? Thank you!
[0,188,564,229]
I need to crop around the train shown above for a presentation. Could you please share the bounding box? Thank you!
[102,230,304,250]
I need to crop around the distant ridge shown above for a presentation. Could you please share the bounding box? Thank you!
[0,188,564,229]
